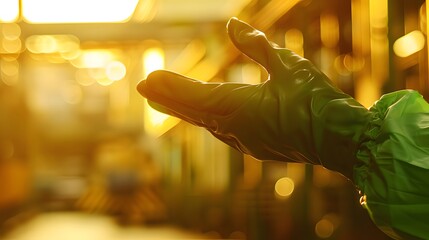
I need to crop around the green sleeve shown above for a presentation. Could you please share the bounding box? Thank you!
[354,90,429,240]
[138,18,429,239]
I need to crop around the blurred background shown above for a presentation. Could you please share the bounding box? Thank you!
[0,0,427,239]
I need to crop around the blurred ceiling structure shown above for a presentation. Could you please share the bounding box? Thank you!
[153,0,252,22]
[15,0,252,41]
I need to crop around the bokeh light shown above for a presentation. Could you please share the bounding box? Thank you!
[315,218,334,238]
[78,50,115,69]
[393,30,425,58]
[1,58,19,76]
[2,23,21,40]
[2,38,21,53]
[26,35,57,54]
[285,29,304,56]
[105,61,126,81]
[143,47,164,78]
[274,177,295,198]
[320,13,339,48]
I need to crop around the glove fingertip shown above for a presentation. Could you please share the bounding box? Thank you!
[137,79,148,97]
[137,70,170,98]
[141,70,176,97]
[226,17,240,33]
[227,17,254,45]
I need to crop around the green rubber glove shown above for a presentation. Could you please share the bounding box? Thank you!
[137,17,429,240]
[137,17,371,180]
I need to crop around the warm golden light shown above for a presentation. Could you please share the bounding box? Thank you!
[22,0,139,23]
[2,23,21,40]
[105,61,126,81]
[393,30,426,58]
[145,103,170,126]
[342,54,365,72]
[62,84,82,104]
[26,35,80,56]
[70,50,115,69]
[320,13,339,48]
[142,47,180,137]
[70,50,124,86]
[169,39,206,73]
[315,219,334,238]
[242,63,261,84]
[26,35,56,54]
[1,59,19,77]
[82,51,114,69]
[0,23,22,54]
[186,59,220,81]
[143,48,164,78]
[0,0,19,22]
[285,29,304,56]
[2,38,21,53]
[144,100,181,137]
[132,0,157,23]
[88,68,107,81]
[1,58,19,86]
[274,177,295,198]
[369,0,388,29]
[75,69,96,86]
[96,77,114,87]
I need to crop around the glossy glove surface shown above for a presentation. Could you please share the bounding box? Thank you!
[137,17,429,240]
[355,90,429,240]
[137,18,371,180]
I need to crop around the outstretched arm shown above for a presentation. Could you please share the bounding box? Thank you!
[137,17,371,180]
[137,18,429,240]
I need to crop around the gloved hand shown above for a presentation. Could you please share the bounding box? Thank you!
[137,17,372,180]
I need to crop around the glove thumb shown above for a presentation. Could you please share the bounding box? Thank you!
[227,17,280,74]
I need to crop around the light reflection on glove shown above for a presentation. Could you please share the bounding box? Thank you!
[137,17,371,180]
[137,17,429,240]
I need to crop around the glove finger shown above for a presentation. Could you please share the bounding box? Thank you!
[146,99,208,128]
[227,17,276,74]
[227,18,312,79]
[137,70,255,127]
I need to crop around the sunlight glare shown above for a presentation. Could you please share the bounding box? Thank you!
[22,0,139,23]
[105,61,126,81]
[76,50,115,69]
[0,0,19,22]
[142,47,180,137]
[143,48,164,78]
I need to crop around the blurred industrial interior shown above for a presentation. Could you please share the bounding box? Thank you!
[0,0,427,239]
